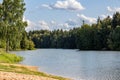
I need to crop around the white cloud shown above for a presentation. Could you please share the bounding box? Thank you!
[100,14,112,19]
[61,23,69,28]
[38,21,50,30]
[77,14,97,24]
[101,15,107,19]
[56,23,71,30]
[24,17,82,31]
[25,20,74,31]
[107,6,120,13]
[64,23,69,28]
[42,0,85,11]
[66,19,77,25]
[41,4,52,9]
[23,17,37,32]
[100,6,120,20]
[27,20,36,28]
[107,6,113,12]
[65,19,81,27]
[24,17,50,31]
[51,21,56,25]
[23,17,26,22]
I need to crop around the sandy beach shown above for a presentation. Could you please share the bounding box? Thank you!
[0,63,63,80]
[0,71,57,80]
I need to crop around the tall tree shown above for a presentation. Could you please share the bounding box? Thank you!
[0,0,27,52]
[112,12,120,29]
[100,16,112,49]
[76,24,94,50]
[108,26,120,50]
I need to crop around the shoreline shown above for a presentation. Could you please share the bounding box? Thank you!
[0,49,70,80]
[0,71,57,80]
[0,63,70,80]
[0,63,38,71]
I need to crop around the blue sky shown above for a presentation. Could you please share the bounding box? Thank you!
[0,0,120,31]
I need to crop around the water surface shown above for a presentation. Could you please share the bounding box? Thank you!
[13,49,120,80]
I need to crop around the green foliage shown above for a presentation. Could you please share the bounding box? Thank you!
[27,40,35,50]
[29,29,77,49]
[20,32,35,50]
[0,0,34,51]
[29,12,120,51]
[108,26,120,50]
[99,16,112,49]
[0,40,6,48]
[0,52,23,63]
[112,12,120,29]
[0,0,29,51]
[76,24,94,50]
[20,39,29,50]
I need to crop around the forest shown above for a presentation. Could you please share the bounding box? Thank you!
[28,12,120,51]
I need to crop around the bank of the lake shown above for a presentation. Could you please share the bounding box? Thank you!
[13,49,120,80]
[0,49,69,80]
[0,63,69,80]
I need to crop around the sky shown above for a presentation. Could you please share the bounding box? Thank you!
[0,0,120,31]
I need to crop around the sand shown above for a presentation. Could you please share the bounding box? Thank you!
[0,63,58,80]
[0,71,58,80]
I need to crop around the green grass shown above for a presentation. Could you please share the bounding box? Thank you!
[0,51,23,63]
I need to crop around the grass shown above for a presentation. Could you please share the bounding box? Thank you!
[0,51,23,63]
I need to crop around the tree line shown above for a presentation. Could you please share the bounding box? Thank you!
[0,0,34,51]
[28,12,120,50]
[1,0,120,51]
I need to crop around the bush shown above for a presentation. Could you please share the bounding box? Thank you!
[20,39,35,50]
[0,52,23,63]
[0,40,6,48]
[27,40,35,50]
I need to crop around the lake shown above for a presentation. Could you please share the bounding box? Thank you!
[13,49,120,80]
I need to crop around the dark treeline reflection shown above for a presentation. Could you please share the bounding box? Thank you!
[28,12,120,50]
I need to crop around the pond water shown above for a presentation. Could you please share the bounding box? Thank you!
[13,49,120,80]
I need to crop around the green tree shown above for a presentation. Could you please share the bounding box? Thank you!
[91,24,103,50]
[112,12,120,29]
[76,24,94,50]
[100,16,112,49]
[108,26,120,50]
[0,0,27,52]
